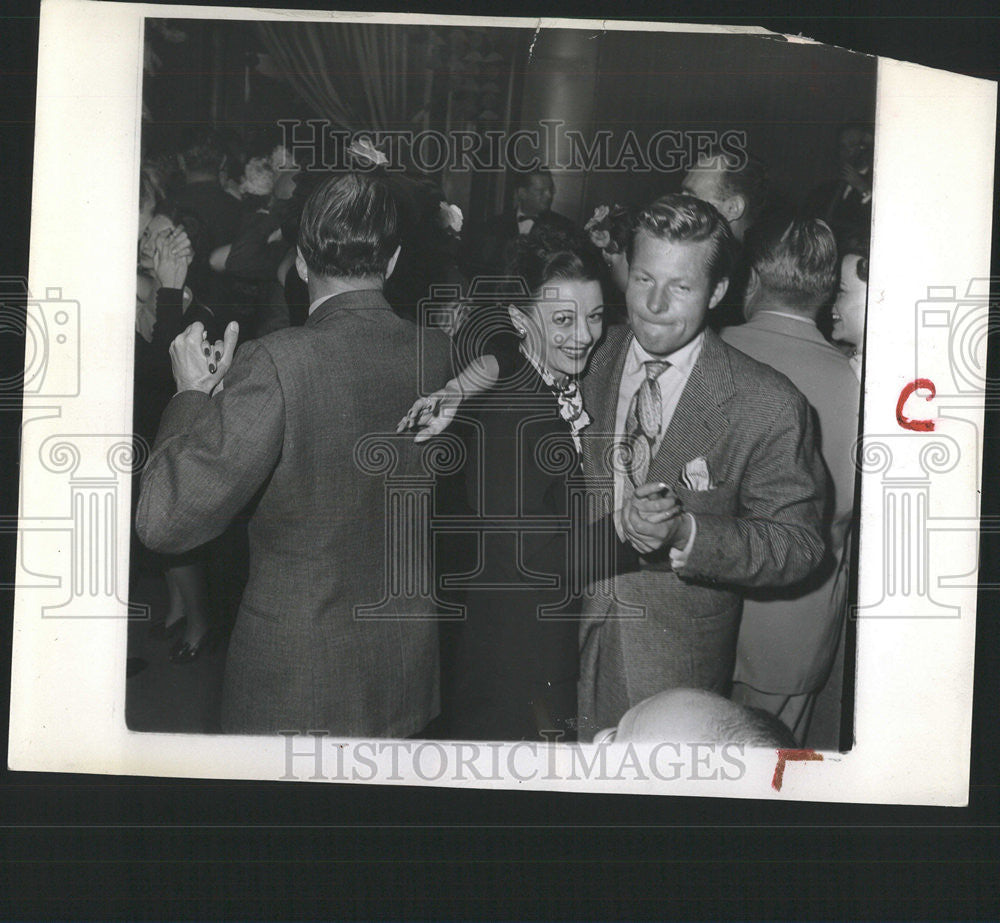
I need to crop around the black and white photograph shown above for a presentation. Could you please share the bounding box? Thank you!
[124,13,876,752]
[8,0,994,806]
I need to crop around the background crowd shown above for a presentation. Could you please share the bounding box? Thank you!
[130,118,871,750]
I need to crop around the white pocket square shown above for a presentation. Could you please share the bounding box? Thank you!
[679,456,714,491]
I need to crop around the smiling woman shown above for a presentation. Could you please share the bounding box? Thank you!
[434,226,615,743]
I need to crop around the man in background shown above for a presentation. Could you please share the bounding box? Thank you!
[461,166,575,279]
[803,122,874,248]
[681,147,771,329]
[721,216,860,745]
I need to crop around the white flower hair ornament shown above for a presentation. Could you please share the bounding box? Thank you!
[347,137,390,167]
[439,201,463,235]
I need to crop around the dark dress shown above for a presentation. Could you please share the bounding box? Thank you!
[443,343,590,742]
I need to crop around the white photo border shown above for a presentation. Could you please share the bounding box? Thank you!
[8,0,996,805]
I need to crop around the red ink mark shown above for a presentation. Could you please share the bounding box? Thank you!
[772,749,824,791]
[896,379,937,432]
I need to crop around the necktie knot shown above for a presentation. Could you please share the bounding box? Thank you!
[644,359,670,381]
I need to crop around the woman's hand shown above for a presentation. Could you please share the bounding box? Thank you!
[169,321,239,395]
[153,226,194,290]
[396,383,463,443]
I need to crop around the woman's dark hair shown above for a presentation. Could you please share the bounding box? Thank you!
[298,172,401,279]
[505,223,605,308]
[840,235,870,284]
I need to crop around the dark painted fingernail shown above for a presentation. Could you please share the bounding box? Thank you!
[208,363,217,374]
[215,350,221,361]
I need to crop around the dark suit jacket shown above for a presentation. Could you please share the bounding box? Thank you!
[136,289,454,737]
[460,209,576,279]
[576,325,827,737]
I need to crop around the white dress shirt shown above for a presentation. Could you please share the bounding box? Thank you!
[614,331,704,563]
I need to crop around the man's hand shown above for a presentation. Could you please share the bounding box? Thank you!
[622,482,690,555]
[170,321,239,395]
[839,162,872,197]
[397,382,463,443]
[152,226,194,290]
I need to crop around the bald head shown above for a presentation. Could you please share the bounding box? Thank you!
[594,688,797,748]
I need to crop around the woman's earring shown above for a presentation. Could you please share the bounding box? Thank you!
[515,327,526,338]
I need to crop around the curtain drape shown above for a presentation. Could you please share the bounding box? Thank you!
[255,21,416,132]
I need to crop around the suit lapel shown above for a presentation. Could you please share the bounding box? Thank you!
[646,329,735,487]
[582,326,631,479]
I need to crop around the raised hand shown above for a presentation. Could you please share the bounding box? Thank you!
[839,162,872,196]
[169,321,240,395]
[152,226,194,290]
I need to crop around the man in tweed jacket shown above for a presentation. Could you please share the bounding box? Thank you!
[577,195,827,740]
[137,173,453,737]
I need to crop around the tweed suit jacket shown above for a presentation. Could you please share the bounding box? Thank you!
[136,289,454,737]
[722,312,861,694]
[576,324,827,738]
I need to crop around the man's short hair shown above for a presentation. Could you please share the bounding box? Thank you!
[511,166,553,193]
[838,121,875,140]
[696,147,770,224]
[298,172,401,280]
[180,127,226,174]
[747,216,838,305]
[630,193,737,287]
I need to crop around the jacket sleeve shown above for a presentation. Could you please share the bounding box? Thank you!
[135,340,285,554]
[225,209,288,281]
[671,390,827,588]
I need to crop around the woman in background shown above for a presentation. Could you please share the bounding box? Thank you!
[135,169,223,662]
[830,239,869,381]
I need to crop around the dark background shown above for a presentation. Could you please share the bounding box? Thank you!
[2,0,999,919]
[141,18,876,225]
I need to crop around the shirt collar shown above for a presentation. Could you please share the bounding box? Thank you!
[755,309,817,326]
[626,329,705,378]
[306,287,390,323]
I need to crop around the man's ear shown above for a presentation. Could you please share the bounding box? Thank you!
[725,194,747,224]
[294,247,309,284]
[385,244,402,281]
[708,276,729,310]
[741,268,760,320]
